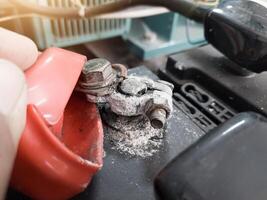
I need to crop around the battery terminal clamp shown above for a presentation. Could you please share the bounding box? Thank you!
[77,58,174,129]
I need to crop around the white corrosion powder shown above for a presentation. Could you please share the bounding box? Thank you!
[105,115,165,158]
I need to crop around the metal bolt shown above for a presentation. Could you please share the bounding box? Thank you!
[120,77,147,96]
[148,108,167,129]
[80,58,114,88]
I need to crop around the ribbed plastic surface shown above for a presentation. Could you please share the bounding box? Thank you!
[32,0,130,48]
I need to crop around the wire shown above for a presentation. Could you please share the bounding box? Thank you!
[196,0,220,7]
[97,6,169,19]
[8,0,212,22]
[0,13,42,23]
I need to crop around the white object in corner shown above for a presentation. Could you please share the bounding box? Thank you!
[0,59,27,199]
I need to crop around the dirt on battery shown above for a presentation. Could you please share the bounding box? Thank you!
[104,112,165,158]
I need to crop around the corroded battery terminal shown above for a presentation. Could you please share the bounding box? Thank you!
[77,58,174,129]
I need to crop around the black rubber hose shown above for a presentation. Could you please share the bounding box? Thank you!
[160,0,210,22]
[8,0,210,22]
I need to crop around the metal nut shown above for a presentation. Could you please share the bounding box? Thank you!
[119,77,147,96]
[146,91,173,116]
[80,58,115,87]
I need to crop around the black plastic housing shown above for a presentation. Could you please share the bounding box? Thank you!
[155,112,267,200]
[205,0,267,73]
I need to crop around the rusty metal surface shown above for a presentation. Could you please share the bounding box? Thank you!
[78,59,174,129]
